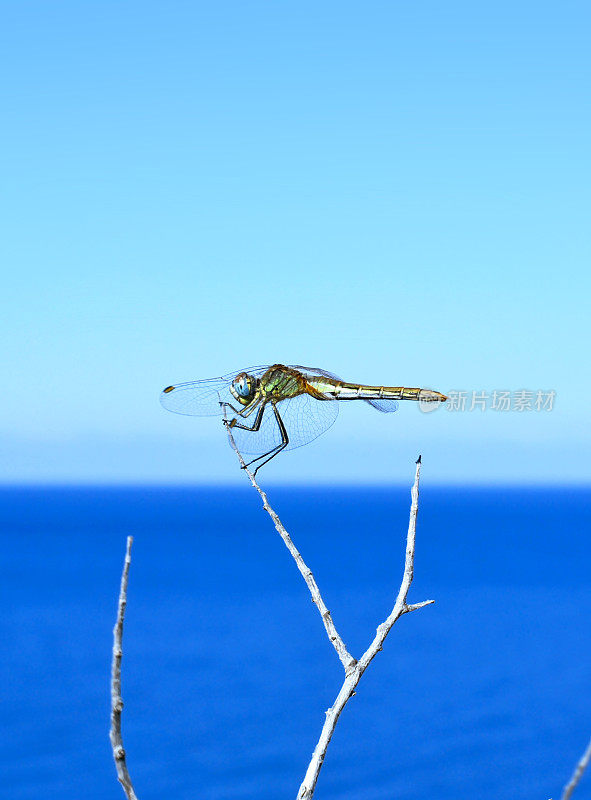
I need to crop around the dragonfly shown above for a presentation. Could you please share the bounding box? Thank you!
[160,364,447,474]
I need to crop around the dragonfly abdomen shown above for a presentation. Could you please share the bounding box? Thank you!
[312,380,446,403]
[335,383,419,401]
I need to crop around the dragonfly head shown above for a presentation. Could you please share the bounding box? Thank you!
[230,372,258,405]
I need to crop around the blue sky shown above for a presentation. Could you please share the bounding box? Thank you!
[2,1,590,484]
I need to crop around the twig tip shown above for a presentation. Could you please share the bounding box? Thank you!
[416,455,422,464]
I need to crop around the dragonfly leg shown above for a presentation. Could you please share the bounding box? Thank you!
[225,400,266,433]
[220,398,261,425]
[219,401,242,416]
[244,402,289,476]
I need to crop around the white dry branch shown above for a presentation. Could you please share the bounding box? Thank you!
[109,432,590,800]
[561,736,591,800]
[110,535,139,800]
[224,421,434,799]
[108,431,432,799]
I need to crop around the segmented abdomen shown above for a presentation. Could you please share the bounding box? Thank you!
[308,379,446,403]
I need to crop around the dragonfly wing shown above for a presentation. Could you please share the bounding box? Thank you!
[160,366,270,417]
[290,365,343,381]
[363,399,399,413]
[280,392,339,450]
[160,377,235,416]
[230,393,339,455]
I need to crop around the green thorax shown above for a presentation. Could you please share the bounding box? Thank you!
[259,364,305,400]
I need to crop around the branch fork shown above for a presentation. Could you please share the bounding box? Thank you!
[109,436,591,800]
[223,427,433,799]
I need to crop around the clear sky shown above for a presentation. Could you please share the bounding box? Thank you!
[2,1,590,484]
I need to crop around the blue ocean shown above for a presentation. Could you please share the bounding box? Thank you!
[1,485,589,800]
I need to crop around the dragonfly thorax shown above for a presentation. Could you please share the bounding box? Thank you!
[259,365,306,400]
[230,372,258,406]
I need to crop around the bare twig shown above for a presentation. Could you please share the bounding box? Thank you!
[110,536,139,800]
[224,419,433,800]
[297,457,433,800]
[224,421,356,672]
[561,736,591,800]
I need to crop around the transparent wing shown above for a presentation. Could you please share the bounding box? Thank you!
[230,394,339,455]
[363,399,399,413]
[291,365,343,381]
[160,365,270,417]
[291,365,399,414]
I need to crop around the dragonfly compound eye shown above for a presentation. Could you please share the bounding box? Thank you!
[231,372,255,401]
